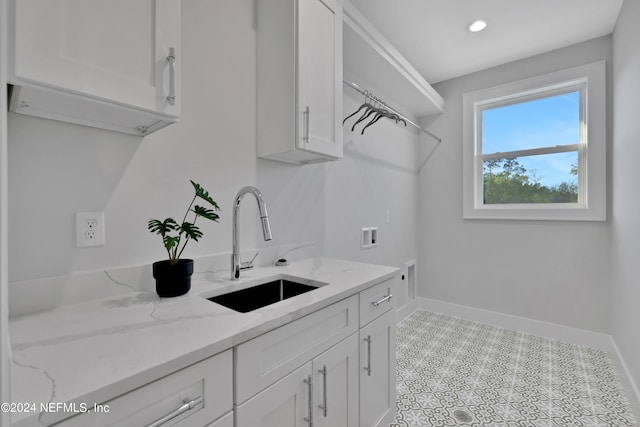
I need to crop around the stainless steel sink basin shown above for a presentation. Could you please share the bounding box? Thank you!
[208,279,318,313]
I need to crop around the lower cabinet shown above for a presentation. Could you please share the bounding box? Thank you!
[234,276,397,427]
[360,310,396,427]
[236,333,360,427]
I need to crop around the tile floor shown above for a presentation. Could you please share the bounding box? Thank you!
[391,310,639,427]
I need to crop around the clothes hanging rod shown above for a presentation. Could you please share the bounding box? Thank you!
[342,80,442,143]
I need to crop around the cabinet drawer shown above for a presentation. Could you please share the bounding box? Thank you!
[58,350,232,427]
[359,277,396,327]
[235,295,358,403]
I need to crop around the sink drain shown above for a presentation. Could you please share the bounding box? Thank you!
[453,409,472,422]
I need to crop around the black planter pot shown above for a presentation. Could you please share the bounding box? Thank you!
[152,259,194,297]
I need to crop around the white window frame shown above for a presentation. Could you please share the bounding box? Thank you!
[462,61,606,221]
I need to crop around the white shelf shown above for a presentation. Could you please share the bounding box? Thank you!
[343,1,444,119]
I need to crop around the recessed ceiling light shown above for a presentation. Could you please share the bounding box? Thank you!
[468,19,488,33]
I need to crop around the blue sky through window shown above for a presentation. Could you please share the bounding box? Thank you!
[482,91,580,187]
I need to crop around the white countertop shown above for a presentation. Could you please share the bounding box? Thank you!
[9,257,398,426]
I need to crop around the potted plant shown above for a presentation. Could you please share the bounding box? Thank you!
[148,180,220,297]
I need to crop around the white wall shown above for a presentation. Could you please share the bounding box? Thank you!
[256,160,326,260]
[419,36,612,333]
[323,90,418,268]
[611,0,640,393]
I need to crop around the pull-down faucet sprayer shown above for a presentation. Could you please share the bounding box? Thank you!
[231,186,272,280]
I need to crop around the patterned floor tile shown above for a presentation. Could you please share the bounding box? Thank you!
[391,311,639,427]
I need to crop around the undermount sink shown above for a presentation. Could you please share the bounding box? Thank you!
[208,279,319,313]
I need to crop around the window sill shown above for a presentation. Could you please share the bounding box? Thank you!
[463,204,606,221]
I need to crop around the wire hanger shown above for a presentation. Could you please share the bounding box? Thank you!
[343,89,407,134]
[342,89,372,125]
[342,80,442,143]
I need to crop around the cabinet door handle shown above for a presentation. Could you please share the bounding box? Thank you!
[372,293,393,307]
[318,365,328,417]
[363,335,372,376]
[145,396,202,427]
[303,106,310,143]
[166,47,176,106]
[303,375,313,426]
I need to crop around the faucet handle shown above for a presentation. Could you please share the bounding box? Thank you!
[240,251,259,270]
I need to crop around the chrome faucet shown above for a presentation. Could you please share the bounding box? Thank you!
[231,186,272,279]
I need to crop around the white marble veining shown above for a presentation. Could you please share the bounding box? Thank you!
[9,243,318,318]
[10,257,398,426]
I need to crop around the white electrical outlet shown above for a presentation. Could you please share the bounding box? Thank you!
[76,212,105,247]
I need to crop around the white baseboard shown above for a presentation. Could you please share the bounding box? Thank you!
[395,299,419,323]
[610,337,640,420]
[416,297,614,352]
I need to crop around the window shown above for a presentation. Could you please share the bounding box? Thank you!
[463,61,606,221]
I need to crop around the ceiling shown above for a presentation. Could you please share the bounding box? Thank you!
[348,0,624,84]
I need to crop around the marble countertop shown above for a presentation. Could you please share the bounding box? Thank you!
[9,257,398,426]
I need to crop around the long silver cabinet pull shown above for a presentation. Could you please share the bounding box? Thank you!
[166,47,176,106]
[318,365,328,417]
[363,335,372,376]
[303,106,310,142]
[372,293,393,307]
[145,396,202,427]
[304,375,313,426]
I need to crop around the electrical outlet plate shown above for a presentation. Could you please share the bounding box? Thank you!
[76,212,105,247]
[361,226,379,249]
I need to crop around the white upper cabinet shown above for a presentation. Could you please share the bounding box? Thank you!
[257,0,343,165]
[8,0,181,136]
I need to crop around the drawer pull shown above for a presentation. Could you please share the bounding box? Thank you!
[303,106,310,143]
[318,365,328,417]
[371,294,393,307]
[145,396,202,427]
[363,335,372,376]
[166,47,176,106]
[303,375,313,426]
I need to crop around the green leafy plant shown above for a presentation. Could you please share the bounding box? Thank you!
[148,181,220,265]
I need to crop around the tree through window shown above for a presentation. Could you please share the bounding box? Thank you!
[481,90,582,204]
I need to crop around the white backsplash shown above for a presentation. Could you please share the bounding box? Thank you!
[9,242,317,318]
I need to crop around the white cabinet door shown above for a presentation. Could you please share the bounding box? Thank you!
[257,0,342,164]
[313,333,359,427]
[360,310,396,427]
[296,0,343,159]
[236,363,313,427]
[10,0,180,135]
